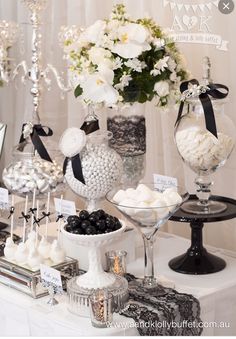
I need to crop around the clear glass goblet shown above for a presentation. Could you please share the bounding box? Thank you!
[106,183,189,291]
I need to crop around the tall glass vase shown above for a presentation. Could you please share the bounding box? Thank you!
[107,103,146,186]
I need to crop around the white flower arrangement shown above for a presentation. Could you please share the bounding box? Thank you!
[60,4,188,107]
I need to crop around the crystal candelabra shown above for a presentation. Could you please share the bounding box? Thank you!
[0,20,19,83]
[0,0,71,123]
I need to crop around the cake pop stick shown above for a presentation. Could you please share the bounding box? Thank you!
[30,189,36,231]
[22,195,28,243]
[35,200,39,246]
[58,194,63,240]
[10,195,15,239]
[45,192,50,240]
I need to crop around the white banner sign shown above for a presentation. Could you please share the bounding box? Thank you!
[170,32,228,51]
[163,0,219,12]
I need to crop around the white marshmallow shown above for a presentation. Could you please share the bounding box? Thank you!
[134,201,152,219]
[113,189,127,204]
[163,187,177,194]
[126,188,138,200]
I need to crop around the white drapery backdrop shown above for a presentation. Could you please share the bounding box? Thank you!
[0,0,236,251]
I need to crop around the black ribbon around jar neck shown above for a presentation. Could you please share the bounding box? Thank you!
[175,79,229,139]
[63,119,100,185]
[19,124,53,163]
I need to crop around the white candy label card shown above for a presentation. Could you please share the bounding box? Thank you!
[0,187,9,205]
[40,264,62,289]
[54,198,76,216]
[153,174,178,191]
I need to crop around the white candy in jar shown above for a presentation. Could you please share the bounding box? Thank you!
[65,142,122,200]
[175,127,234,172]
[2,158,64,196]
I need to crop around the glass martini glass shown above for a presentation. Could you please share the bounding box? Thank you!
[106,183,189,291]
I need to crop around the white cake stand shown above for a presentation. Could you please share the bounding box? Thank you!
[61,221,129,317]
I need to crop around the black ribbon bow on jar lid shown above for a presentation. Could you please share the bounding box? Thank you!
[60,118,99,185]
[175,79,229,138]
[19,122,53,163]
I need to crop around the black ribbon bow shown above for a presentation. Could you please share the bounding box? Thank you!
[29,207,37,215]
[40,211,51,222]
[19,123,53,163]
[19,212,31,222]
[175,79,229,138]
[8,206,15,219]
[56,214,64,222]
[63,119,99,185]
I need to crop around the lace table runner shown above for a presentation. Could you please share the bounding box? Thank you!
[119,274,203,336]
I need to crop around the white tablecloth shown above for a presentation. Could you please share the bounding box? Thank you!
[0,231,236,336]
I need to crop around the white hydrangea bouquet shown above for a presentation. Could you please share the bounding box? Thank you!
[60,4,188,107]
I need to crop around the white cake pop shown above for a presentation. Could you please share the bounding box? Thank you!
[15,242,28,265]
[4,237,17,261]
[38,236,51,259]
[25,230,36,250]
[50,239,65,264]
[27,246,41,271]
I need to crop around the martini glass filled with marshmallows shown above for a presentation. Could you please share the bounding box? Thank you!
[106,183,188,290]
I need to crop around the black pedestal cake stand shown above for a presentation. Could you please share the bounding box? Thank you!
[169,195,236,275]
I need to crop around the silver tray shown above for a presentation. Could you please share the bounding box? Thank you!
[0,256,78,298]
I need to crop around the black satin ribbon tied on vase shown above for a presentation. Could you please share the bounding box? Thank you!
[63,119,99,185]
[175,79,229,138]
[19,124,53,163]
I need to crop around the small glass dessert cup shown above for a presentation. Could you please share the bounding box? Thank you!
[106,183,189,292]
[61,221,128,317]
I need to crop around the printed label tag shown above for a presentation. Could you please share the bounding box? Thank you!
[40,264,62,288]
[54,198,76,216]
[0,187,9,204]
[153,174,178,191]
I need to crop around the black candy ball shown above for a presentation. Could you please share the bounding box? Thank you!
[85,225,96,235]
[67,215,80,225]
[79,210,90,220]
[81,220,91,229]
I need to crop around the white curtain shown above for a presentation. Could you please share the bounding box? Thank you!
[0,0,236,251]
